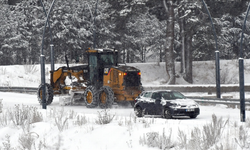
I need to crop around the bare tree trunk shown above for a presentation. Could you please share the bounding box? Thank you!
[159,35,163,62]
[164,0,175,84]
[126,49,130,63]
[123,46,126,63]
[184,35,193,83]
[177,1,194,84]
[179,9,185,74]
[160,47,162,62]
[143,46,145,62]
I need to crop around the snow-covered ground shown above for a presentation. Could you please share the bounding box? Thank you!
[0,91,250,150]
[0,60,250,149]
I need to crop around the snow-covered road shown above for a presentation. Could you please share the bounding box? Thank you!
[1,91,248,122]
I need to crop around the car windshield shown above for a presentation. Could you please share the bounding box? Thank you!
[160,91,186,100]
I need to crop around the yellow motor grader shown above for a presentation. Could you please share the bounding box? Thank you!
[37,48,143,108]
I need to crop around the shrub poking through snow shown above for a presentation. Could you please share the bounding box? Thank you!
[202,114,229,149]
[0,110,9,126]
[18,132,39,150]
[9,105,43,126]
[74,114,88,126]
[139,128,174,149]
[235,125,250,149]
[54,108,68,132]
[178,128,187,149]
[95,109,115,125]
[29,107,43,124]
[189,127,202,150]
[2,135,13,150]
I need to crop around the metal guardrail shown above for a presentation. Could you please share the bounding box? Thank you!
[187,96,250,106]
[2,84,249,93]
[143,84,250,93]
[0,86,250,106]
[0,87,37,93]
[143,84,250,106]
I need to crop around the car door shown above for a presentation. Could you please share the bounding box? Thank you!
[141,92,153,115]
[151,92,163,115]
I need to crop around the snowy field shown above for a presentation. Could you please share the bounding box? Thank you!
[0,60,250,149]
[0,92,250,150]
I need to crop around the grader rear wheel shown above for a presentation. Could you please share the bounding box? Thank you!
[37,83,54,105]
[99,86,114,109]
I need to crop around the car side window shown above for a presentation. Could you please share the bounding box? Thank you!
[144,92,152,98]
[152,92,161,99]
[162,93,172,100]
[172,91,185,99]
[139,92,145,97]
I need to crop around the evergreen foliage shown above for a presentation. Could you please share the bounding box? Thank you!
[0,0,249,65]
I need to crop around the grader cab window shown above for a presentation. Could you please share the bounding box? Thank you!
[100,54,115,66]
[89,55,98,83]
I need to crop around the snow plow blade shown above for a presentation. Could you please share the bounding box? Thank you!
[59,95,72,106]
[59,90,85,106]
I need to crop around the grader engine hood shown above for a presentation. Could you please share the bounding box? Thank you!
[102,65,142,104]
[103,65,142,89]
[116,66,141,87]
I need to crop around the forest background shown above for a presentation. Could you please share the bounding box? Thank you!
[0,0,249,84]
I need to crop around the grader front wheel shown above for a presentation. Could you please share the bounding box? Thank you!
[84,86,98,108]
[37,83,54,105]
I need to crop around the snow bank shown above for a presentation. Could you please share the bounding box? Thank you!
[1,59,250,87]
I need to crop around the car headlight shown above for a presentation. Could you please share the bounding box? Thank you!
[191,104,199,108]
[169,105,181,109]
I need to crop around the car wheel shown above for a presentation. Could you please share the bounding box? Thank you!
[190,115,197,119]
[135,106,143,117]
[164,109,172,119]
[130,101,135,107]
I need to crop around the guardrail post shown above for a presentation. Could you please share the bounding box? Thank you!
[41,54,46,109]
[215,51,221,98]
[50,44,54,71]
[239,58,245,122]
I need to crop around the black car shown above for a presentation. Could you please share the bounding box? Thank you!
[134,90,200,119]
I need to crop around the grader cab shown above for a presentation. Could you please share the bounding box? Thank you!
[37,48,143,108]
